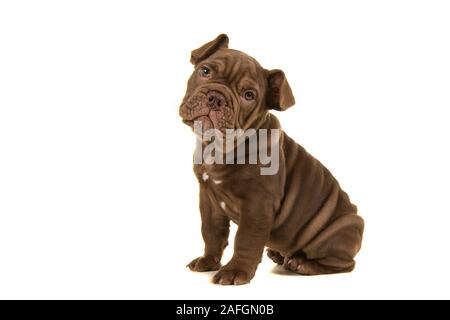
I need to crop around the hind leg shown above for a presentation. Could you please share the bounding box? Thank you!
[285,216,363,275]
[284,252,355,275]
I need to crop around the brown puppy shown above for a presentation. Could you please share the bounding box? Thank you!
[179,34,364,285]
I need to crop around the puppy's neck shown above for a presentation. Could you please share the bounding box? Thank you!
[194,113,283,176]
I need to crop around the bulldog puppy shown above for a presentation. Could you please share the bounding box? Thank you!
[179,34,364,285]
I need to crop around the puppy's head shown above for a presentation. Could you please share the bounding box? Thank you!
[179,34,295,132]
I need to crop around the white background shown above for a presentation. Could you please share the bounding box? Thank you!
[1,0,449,299]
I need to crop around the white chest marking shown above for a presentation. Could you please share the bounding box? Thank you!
[202,172,209,181]
[213,179,222,184]
[220,201,226,210]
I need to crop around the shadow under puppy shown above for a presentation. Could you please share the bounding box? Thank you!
[179,34,364,285]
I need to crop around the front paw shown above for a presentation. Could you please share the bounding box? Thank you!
[187,256,221,272]
[212,265,255,285]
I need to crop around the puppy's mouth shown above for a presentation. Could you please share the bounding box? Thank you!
[182,115,218,132]
[179,90,234,132]
[182,116,211,129]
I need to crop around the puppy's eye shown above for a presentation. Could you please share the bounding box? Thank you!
[243,90,256,101]
[200,66,211,78]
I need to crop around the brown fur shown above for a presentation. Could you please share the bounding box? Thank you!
[180,34,364,285]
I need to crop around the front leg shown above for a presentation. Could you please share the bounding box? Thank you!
[188,185,230,272]
[213,197,273,285]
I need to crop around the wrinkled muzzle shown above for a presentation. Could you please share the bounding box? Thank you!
[179,87,235,132]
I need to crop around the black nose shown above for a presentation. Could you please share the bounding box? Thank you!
[207,91,226,110]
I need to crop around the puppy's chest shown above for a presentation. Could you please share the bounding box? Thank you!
[195,168,241,223]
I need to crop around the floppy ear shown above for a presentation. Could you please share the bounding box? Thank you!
[190,34,229,65]
[266,69,295,111]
